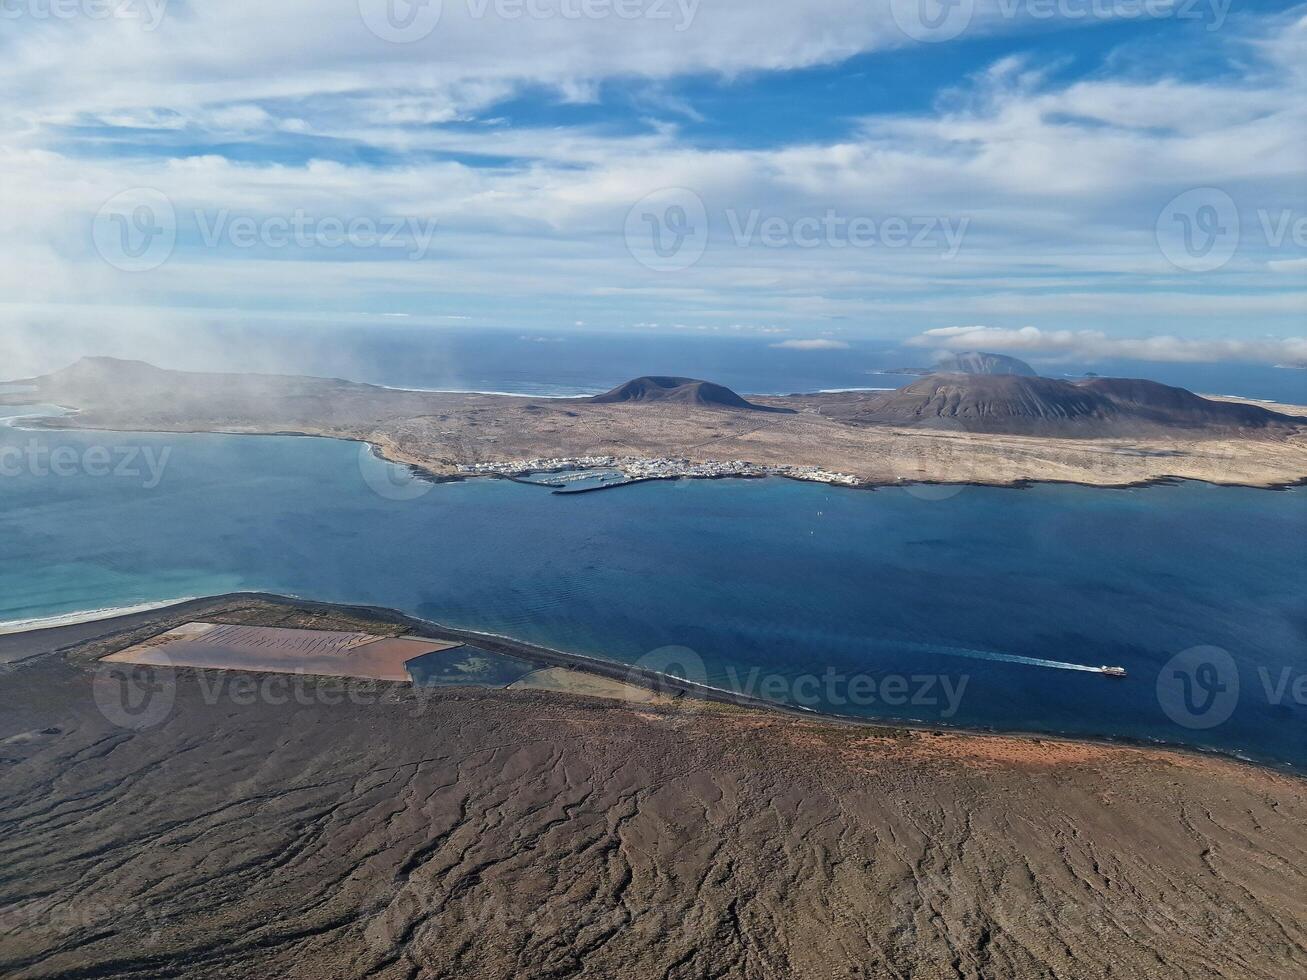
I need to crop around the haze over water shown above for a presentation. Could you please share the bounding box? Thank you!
[3,407,1304,768]
[7,324,1307,403]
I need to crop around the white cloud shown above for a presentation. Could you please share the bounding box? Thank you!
[0,7,1303,339]
[770,339,851,350]
[908,326,1307,368]
[0,1,908,132]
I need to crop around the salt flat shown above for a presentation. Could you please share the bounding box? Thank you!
[102,622,461,682]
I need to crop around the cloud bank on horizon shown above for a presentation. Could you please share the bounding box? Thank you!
[0,0,1303,366]
[909,326,1307,368]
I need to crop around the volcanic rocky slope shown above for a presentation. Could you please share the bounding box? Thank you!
[934,351,1038,376]
[1,597,1306,979]
[589,376,790,412]
[837,373,1301,436]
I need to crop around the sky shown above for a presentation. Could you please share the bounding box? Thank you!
[1,0,1304,369]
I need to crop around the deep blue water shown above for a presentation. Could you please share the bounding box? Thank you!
[2,409,1305,768]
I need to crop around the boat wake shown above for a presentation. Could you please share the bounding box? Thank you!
[897,640,1102,673]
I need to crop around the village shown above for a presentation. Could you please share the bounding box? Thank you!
[455,454,863,487]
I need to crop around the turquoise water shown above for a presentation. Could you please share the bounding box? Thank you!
[2,409,1305,767]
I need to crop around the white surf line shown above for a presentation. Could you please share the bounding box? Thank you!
[0,599,199,636]
[815,387,896,393]
[370,384,596,398]
[0,405,74,428]
[897,640,1103,673]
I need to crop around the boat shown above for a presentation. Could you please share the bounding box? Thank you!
[1099,665,1128,678]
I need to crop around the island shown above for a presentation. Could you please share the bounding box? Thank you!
[4,356,1306,491]
[1,593,1305,977]
[886,349,1041,377]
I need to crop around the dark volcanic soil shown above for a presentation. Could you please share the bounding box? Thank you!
[589,376,790,413]
[843,374,1299,435]
[2,602,1306,978]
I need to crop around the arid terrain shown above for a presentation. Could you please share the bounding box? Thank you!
[1,596,1305,978]
[7,357,1307,489]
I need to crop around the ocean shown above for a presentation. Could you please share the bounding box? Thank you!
[6,322,1307,403]
[2,406,1304,769]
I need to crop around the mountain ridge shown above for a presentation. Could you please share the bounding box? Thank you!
[838,374,1301,435]
[888,350,1038,378]
[935,351,1038,376]
[590,376,793,413]
[9,357,1301,440]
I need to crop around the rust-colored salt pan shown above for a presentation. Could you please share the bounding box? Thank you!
[101,622,460,682]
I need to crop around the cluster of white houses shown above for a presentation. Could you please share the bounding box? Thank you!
[456,455,862,487]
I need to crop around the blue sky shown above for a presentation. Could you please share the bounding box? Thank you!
[1,0,1304,369]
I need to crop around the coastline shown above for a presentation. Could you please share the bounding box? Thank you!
[5,357,1307,495]
[356,435,1307,494]
[14,412,1307,493]
[6,590,1298,778]
[9,593,1306,979]
[0,598,199,638]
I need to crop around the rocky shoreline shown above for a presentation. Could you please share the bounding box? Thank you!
[2,592,1297,775]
